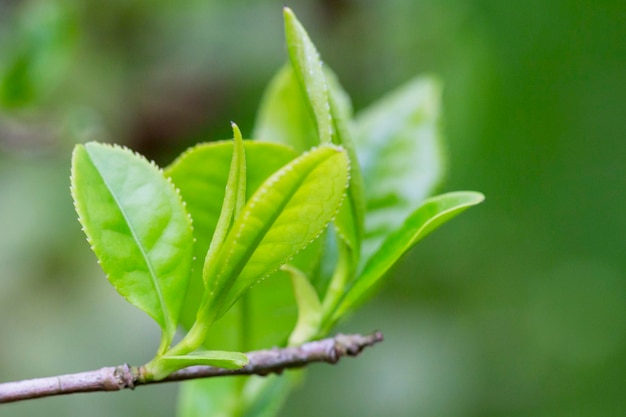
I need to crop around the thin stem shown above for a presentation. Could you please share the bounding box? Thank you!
[164,303,215,358]
[0,332,383,404]
[239,292,251,352]
[319,239,353,333]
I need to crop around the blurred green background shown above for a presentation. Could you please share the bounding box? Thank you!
[1,0,625,416]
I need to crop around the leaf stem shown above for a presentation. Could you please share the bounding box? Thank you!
[239,292,251,352]
[319,239,353,335]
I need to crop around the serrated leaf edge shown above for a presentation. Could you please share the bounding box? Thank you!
[71,142,194,340]
[215,145,350,315]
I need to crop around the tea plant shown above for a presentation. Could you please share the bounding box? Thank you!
[0,7,483,416]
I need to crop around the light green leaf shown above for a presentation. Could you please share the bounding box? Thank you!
[206,144,350,320]
[280,9,367,311]
[355,76,446,263]
[253,65,318,153]
[325,67,366,264]
[165,141,298,331]
[253,61,331,301]
[283,265,322,346]
[149,350,248,381]
[256,49,365,268]
[202,124,246,287]
[71,142,193,351]
[333,191,484,320]
[283,7,332,145]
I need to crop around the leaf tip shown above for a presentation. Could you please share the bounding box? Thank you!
[230,122,243,143]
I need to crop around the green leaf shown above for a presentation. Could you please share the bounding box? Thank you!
[202,123,247,288]
[283,265,323,346]
[163,350,248,369]
[71,142,193,352]
[148,350,248,381]
[283,7,332,145]
[205,144,350,320]
[253,65,318,153]
[325,67,366,264]
[256,45,366,270]
[280,9,367,316]
[253,64,357,290]
[355,76,446,263]
[333,191,484,320]
[165,141,298,331]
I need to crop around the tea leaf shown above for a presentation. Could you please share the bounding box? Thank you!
[325,68,366,263]
[206,145,349,320]
[355,77,446,263]
[202,124,247,288]
[283,7,332,145]
[253,65,318,153]
[71,142,193,351]
[334,191,484,319]
[165,141,298,331]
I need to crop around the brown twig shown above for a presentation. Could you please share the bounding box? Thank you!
[0,332,383,404]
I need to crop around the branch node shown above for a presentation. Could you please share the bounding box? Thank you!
[113,364,135,390]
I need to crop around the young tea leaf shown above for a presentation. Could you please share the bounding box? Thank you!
[205,144,350,321]
[355,77,446,264]
[202,124,247,288]
[333,191,484,321]
[71,142,193,351]
[325,67,366,264]
[283,7,332,145]
[281,9,367,303]
[165,141,298,331]
[253,65,318,153]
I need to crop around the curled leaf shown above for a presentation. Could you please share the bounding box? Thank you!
[165,141,298,331]
[206,144,350,320]
[283,7,332,145]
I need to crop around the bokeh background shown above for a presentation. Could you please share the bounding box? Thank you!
[1,0,625,416]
